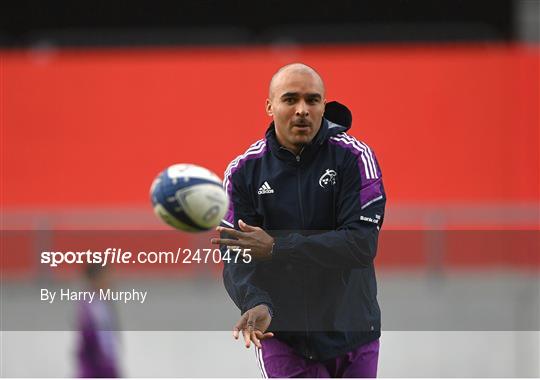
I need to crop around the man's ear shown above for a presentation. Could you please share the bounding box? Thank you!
[265,99,273,116]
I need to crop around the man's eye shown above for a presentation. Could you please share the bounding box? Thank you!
[284,98,295,104]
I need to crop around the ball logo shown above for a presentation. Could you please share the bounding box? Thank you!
[203,205,221,222]
[202,194,225,222]
[319,169,337,188]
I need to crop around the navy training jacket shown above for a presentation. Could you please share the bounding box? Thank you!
[221,115,386,361]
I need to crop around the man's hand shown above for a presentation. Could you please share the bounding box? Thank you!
[210,219,274,260]
[233,304,274,349]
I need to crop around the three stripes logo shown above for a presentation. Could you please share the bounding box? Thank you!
[257,181,275,195]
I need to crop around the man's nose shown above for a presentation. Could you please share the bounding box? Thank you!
[295,101,309,116]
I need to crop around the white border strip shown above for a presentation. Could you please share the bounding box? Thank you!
[330,136,372,179]
[223,140,266,192]
[221,219,234,228]
[255,346,269,378]
[362,195,384,210]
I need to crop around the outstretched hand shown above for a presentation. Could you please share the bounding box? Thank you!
[233,304,274,348]
[211,219,274,260]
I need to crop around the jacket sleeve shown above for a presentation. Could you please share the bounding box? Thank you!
[272,144,386,269]
[221,166,274,315]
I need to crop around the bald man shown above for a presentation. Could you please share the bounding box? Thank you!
[212,63,386,378]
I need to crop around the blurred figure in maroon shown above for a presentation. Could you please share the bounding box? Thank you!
[76,264,121,378]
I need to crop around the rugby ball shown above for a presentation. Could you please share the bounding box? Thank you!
[150,164,229,231]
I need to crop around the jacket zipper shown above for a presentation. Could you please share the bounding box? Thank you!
[295,154,312,359]
[296,159,305,228]
[281,146,312,358]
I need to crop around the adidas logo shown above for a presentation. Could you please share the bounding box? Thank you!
[257,181,275,195]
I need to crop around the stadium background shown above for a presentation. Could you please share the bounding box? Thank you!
[1,0,539,377]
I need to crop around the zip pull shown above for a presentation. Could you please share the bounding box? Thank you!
[295,146,305,163]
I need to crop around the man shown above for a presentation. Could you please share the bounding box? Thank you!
[211,63,385,378]
[77,264,121,378]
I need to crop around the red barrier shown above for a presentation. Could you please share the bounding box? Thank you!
[2,44,538,207]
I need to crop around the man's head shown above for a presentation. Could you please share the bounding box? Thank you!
[84,263,109,289]
[266,63,326,154]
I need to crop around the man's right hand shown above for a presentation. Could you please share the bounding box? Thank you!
[233,304,274,349]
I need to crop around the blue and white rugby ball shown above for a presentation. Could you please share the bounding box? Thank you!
[150,164,229,231]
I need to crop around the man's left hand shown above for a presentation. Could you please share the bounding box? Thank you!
[210,219,274,260]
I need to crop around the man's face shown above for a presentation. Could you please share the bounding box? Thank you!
[266,70,326,152]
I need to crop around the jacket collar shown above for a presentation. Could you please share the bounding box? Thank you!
[265,118,348,163]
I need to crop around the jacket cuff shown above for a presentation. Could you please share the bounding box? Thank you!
[258,303,274,318]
